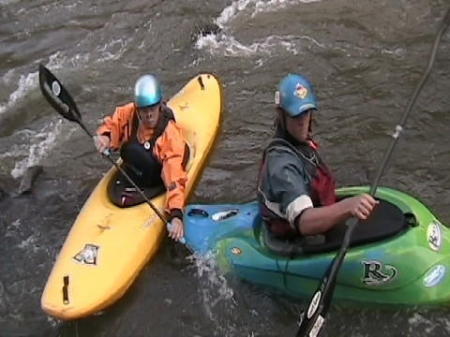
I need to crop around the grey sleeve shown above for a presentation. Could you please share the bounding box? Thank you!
[264,148,313,226]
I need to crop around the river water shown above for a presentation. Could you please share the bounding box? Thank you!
[1,0,449,336]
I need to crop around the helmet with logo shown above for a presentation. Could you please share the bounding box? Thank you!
[134,74,163,108]
[275,74,317,117]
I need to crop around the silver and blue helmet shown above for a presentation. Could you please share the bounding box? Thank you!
[134,74,163,108]
[275,74,317,117]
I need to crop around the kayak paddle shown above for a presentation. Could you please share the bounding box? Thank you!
[296,8,450,337]
[38,64,169,225]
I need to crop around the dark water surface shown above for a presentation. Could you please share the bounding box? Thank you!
[1,0,449,336]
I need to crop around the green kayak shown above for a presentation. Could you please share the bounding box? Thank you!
[184,186,449,306]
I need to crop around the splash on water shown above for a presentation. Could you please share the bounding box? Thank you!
[96,37,132,63]
[0,72,37,115]
[0,52,66,116]
[216,0,322,27]
[195,0,324,58]
[10,120,63,179]
[408,312,450,336]
[196,33,324,58]
[188,252,236,320]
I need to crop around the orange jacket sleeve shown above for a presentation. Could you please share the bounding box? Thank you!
[96,103,135,149]
[154,120,188,214]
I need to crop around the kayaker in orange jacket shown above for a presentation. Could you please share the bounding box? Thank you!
[94,74,187,242]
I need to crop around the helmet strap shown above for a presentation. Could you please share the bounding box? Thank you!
[307,112,314,140]
[274,107,288,138]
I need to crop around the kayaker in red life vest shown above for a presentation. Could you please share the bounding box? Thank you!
[93,74,188,242]
[258,74,378,238]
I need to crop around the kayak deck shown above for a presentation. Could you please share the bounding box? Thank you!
[184,186,450,306]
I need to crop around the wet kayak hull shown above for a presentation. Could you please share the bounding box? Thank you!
[184,186,450,306]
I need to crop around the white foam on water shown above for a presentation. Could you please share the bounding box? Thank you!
[407,312,449,335]
[0,52,66,116]
[381,47,406,58]
[196,0,324,58]
[188,252,236,321]
[216,0,322,27]
[9,219,21,230]
[96,38,131,63]
[0,143,29,161]
[17,235,40,253]
[68,52,91,68]
[10,120,63,179]
[216,0,253,27]
[252,0,322,17]
[0,72,37,115]
[0,29,135,117]
[196,33,324,57]
[2,69,16,84]
[0,0,20,5]
[4,219,22,238]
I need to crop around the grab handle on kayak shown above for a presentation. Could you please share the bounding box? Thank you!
[187,208,209,217]
[404,212,418,227]
[62,275,69,305]
[197,76,205,90]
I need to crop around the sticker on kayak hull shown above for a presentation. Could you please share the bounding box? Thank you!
[306,291,322,319]
[230,247,242,255]
[212,209,239,221]
[423,264,446,287]
[361,260,397,286]
[427,221,442,251]
[73,244,99,265]
[309,314,325,337]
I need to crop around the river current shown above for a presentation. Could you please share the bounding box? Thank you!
[1,1,449,336]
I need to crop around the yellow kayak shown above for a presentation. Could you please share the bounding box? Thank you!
[41,74,223,320]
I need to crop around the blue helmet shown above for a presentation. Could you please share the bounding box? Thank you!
[276,74,317,117]
[134,74,163,108]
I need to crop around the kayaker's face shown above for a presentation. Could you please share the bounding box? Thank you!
[138,104,161,128]
[285,110,312,142]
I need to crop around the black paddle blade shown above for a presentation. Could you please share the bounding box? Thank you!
[295,275,330,337]
[38,64,81,123]
[296,218,357,337]
[295,284,332,337]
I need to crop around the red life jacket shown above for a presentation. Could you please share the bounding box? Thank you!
[308,140,336,207]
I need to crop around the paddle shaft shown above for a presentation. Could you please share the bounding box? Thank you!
[370,8,450,196]
[296,8,450,337]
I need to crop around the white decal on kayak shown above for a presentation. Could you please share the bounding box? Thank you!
[309,314,325,337]
[73,244,99,265]
[231,247,242,255]
[306,291,321,319]
[52,81,61,96]
[211,209,239,221]
[427,221,442,251]
[423,264,446,288]
[361,260,397,286]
